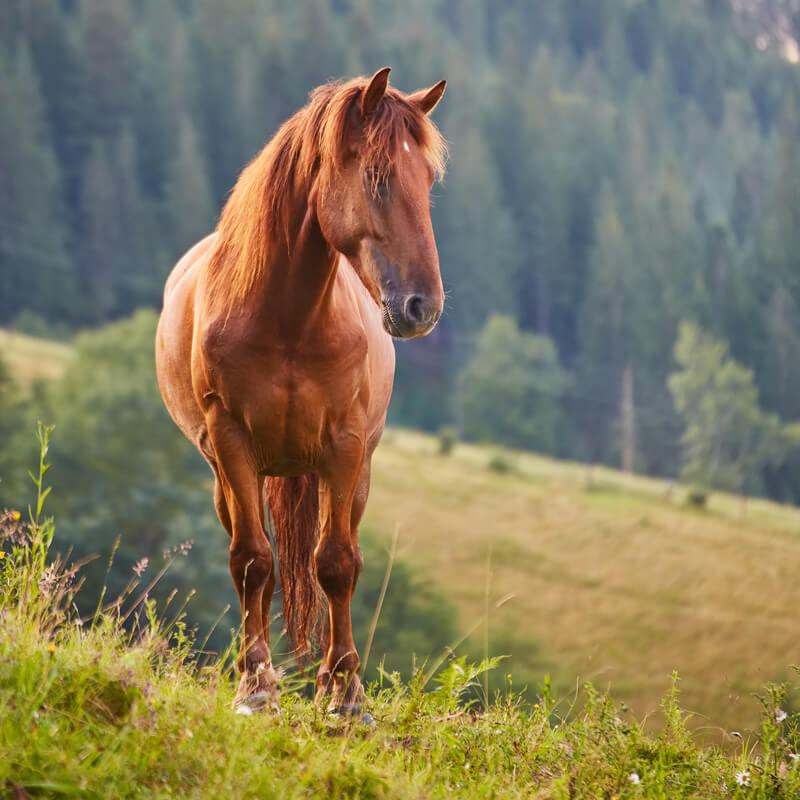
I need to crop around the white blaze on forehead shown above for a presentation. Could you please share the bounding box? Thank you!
[403,140,410,152]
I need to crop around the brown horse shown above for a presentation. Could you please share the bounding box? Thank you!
[155,68,447,713]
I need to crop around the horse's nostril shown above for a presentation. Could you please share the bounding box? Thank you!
[405,294,424,324]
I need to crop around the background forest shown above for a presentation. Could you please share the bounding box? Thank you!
[1,0,800,683]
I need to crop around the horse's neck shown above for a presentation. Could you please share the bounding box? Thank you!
[244,191,340,333]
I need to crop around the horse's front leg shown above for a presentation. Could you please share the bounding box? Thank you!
[314,442,366,711]
[206,406,279,712]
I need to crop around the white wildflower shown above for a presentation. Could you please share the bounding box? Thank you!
[776,708,787,722]
[628,772,640,785]
[735,770,750,786]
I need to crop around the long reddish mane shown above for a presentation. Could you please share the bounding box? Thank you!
[205,77,448,310]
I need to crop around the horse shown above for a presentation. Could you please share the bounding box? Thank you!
[155,68,447,714]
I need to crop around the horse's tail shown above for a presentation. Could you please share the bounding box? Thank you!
[266,474,323,661]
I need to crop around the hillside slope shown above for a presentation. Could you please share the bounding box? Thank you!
[0,329,73,387]
[365,430,800,736]
[3,327,799,736]
[2,449,798,798]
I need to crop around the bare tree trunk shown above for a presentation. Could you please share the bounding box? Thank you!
[621,363,636,473]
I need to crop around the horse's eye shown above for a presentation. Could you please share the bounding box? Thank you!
[365,166,390,199]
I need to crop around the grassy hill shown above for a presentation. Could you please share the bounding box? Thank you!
[1,440,798,798]
[3,328,800,741]
[365,430,800,738]
[0,329,73,387]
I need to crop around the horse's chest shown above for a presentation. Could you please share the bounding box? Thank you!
[235,340,368,468]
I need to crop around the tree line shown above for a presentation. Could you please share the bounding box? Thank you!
[2,0,800,499]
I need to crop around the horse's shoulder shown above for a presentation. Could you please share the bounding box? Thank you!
[164,233,218,301]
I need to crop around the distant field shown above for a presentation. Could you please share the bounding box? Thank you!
[0,329,73,386]
[365,429,800,739]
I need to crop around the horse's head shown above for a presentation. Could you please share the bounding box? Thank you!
[315,68,447,338]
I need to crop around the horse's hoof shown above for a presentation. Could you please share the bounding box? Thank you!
[332,704,375,728]
[233,691,279,715]
[359,711,376,728]
[336,703,362,717]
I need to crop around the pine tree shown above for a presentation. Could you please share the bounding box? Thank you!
[23,0,88,215]
[758,96,800,421]
[113,128,161,314]
[80,0,136,140]
[78,139,120,321]
[0,44,75,324]
[575,184,636,464]
[163,115,216,262]
[434,117,518,335]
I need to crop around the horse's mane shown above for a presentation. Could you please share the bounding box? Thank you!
[205,77,448,310]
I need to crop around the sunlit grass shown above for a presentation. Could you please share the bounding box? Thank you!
[0,328,73,388]
[1,427,799,798]
[367,429,800,737]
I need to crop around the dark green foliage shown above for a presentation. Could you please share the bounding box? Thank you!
[685,486,709,508]
[437,426,458,455]
[2,0,800,502]
[0,44,76,324]
[487,451,515,474]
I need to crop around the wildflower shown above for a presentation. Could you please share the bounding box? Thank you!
[775,708,787,722]
[628,772,640,785]
[133,557,149,577]
[788,753,799,761]
[0,551,5,560]
[38,563,59,595]
[47,642,56,654]
[735,771,750,786]
[178,539,193,556]
[0,509,26,545]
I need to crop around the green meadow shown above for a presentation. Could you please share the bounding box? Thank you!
[1,427,799,798]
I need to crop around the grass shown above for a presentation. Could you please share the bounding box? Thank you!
[5,328,799,738]
[365,430,800,739]
[0,329,73,388]
[2,427,800,798]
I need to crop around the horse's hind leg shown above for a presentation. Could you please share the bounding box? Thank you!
[205,407,278,711]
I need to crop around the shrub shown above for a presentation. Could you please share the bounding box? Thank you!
[437,426,458,455]
[460,316,569,457]
[488,451,514,474]
[685,485,709,508]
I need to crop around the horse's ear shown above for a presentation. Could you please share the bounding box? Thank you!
[361,67,391,117]
[409,79,446,115]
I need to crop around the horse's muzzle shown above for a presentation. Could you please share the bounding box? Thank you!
[381,293,441,338]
